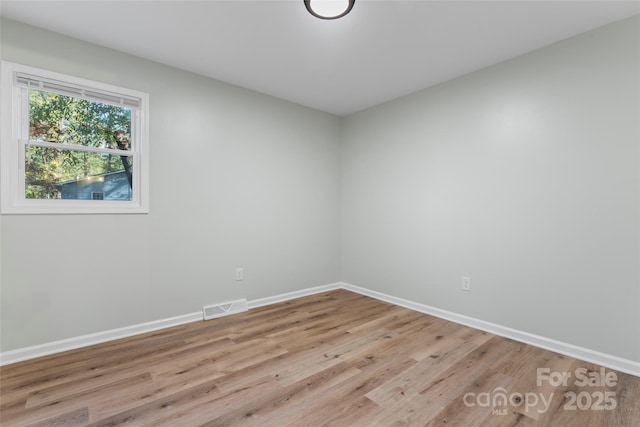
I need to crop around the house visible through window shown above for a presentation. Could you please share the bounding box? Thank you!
[1,61,149,214]
[27,89,133,201]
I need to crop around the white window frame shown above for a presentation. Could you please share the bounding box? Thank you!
[0,61,149,214]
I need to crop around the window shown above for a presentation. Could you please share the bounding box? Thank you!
[1,61,149,213]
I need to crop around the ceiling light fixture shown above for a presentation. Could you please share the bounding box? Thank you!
[304,0,355,20]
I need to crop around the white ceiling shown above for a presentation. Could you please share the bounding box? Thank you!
[2,1,639,116]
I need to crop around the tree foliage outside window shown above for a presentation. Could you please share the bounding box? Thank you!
[2,61,149,214]
[26,90,133,199]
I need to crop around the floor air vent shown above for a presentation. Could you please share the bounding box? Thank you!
[203,299,248,320]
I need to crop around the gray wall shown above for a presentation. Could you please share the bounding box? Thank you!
[2,15,639,363]
[341,15,640,362]
[0,18,341,351]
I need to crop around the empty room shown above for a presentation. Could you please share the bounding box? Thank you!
[0,1,639,426]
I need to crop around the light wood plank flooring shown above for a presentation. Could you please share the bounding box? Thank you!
[1,289,638,426]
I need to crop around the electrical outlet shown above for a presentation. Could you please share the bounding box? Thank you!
[462,276,471,292]
[235,268,244,281]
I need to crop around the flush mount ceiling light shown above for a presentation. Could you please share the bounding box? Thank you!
[304,0,355,20]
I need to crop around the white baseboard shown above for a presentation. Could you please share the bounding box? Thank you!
[0,282,342,366]
[0,311,203,366]
[248,282,341,309]
[340,282,640,378]
[2,281,638,378]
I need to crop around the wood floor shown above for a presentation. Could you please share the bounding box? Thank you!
[1,289,638,426]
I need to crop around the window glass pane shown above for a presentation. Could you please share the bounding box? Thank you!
[25,146,133,201]
[29,89,132,151]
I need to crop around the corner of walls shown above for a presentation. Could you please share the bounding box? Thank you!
[4,281,638,379]
[338,16,640,364]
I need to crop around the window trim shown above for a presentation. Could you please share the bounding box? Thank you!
[1,61,150,214]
